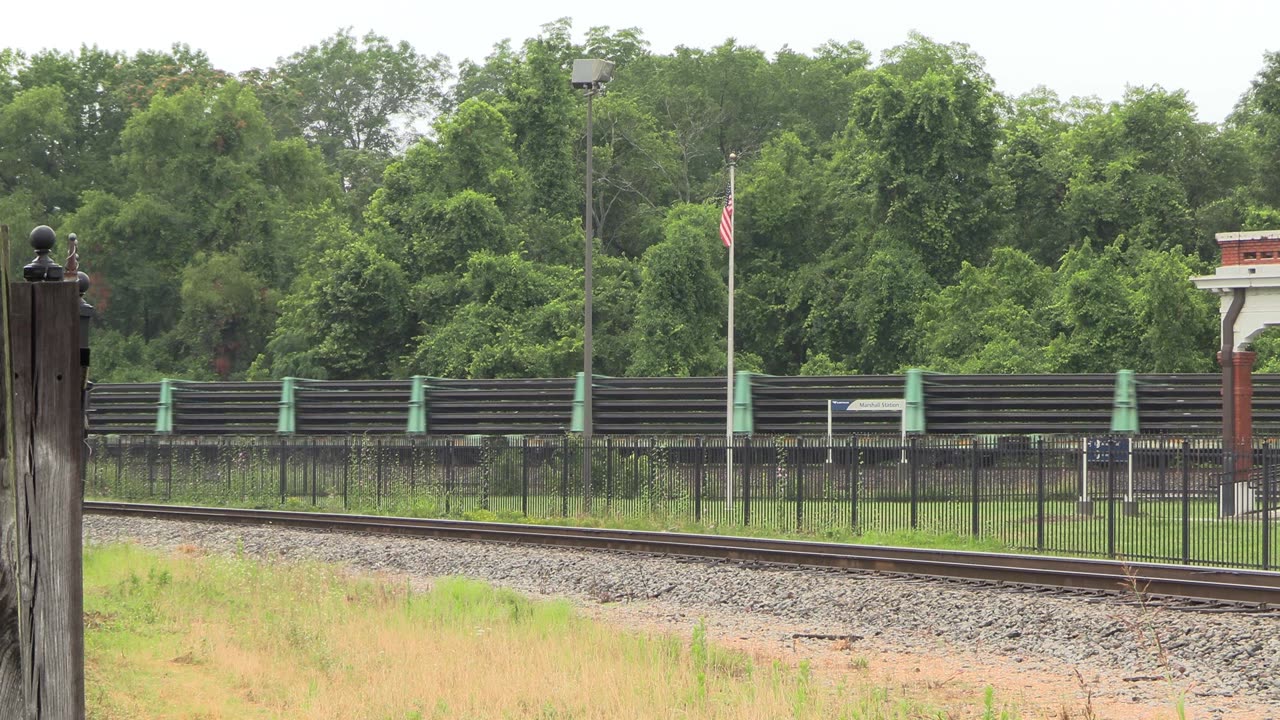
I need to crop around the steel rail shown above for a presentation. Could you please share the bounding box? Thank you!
[83,501,1280,607]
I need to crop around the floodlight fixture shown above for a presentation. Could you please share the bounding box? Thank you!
[571,59,614,89]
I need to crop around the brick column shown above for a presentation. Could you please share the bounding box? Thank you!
[1220,350,1257,475]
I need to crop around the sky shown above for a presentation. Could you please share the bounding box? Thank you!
[4,0,1278,124]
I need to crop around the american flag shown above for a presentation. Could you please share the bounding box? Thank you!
[719,188,734,247]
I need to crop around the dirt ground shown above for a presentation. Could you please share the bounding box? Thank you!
[574,597,1279,720]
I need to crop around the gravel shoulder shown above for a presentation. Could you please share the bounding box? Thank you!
[83,515,1280,719]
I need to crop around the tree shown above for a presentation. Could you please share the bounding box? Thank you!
[805,247,936,374]
[369,98,526,281]
[0,85,72,214]
[799,352,855,376]
[586,92,680,256]
[832,33,1002,281]
[65,78,334,374]
[175,252,277,378]
[251,29,449,214]
[1132,247,1217,372]
[1059,87,1236,260]
[738,131,823,266]
[627,204,726,375]
[1232,51,1280,212]
[258,240,410,379]
[772,40,870,148]
[407,251,580,378]
[993,88,1073,265]
[507,24,579,220]
[1045,240,1139,373]
[916,248,1054,373]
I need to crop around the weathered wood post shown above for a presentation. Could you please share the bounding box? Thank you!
[0,224,87,719]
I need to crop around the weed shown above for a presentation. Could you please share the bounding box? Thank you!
[1072,668,1097,720]
[691,618,709,700]
[792,659,811,717]
[1116,559,1192,716]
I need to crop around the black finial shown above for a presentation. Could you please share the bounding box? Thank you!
[24,225,64,282]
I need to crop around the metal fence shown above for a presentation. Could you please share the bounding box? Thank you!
[84,434,1280,570]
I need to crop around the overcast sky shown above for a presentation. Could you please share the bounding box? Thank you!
[5,0,1277,124]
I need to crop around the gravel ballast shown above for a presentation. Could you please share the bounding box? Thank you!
[83,515,1280,711]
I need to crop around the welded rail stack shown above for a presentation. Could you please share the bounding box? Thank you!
[89,373,1280,437]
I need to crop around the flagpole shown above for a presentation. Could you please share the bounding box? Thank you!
[726,153,736,517]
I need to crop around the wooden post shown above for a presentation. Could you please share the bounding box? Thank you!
[0,225,87,719]
[0,223,20,714]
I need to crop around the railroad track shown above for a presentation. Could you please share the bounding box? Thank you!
[83,501,1280,609]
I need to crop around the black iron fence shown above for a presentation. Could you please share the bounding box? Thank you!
[84,434,1279,570]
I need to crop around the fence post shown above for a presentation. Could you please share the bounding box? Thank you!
[408,439,416,492]
[850,436,859,530]
[310,439,318,506]
[694,437,703,522]
[1106,447,1117,558]
[1264,442,1272,570]
[605,436,613,513]
[342,437,350,510]
[970,437,980,537]
[909,437,919,530]
[742,437,751,526]
[221,437,231,498]
[583,433,592,515]
[1157,437,1168,500]
[377,438,386,509]
[445,441,453,515]
[278,438,288,504]
[146,435,156,496]
[115,436,123,498]
[165,436,174,500]
[0,226,87,718]
[1181,440,1190,565]
[521,437,529,516]
[561,435,569,517]
[1036,438,1046,552]
[796,438,805,530]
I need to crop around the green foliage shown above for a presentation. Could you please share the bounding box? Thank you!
[2,26,1275,381]
[628,204,726,376]
[917,248,1054,373]
[176,252,277,378]
[0,85,72,212]
[258,239,410,379]
[798,352,855,376]
[251,28,450,212]
[407,251,579,378]
[836,34,1002,281]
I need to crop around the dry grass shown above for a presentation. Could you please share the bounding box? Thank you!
[84,543,995,719]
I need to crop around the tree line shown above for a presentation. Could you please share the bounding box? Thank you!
[3,20,1280,382]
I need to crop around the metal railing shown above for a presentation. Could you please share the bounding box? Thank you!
[83,433,1280,570]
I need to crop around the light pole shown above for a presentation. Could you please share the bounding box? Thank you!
[571,58,614,510]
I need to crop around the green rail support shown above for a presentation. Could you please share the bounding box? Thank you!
[1110,369,1138,434]
[571,372,587,433]
[733,370,754,434]
[904,368,926,434]
[155,378,175,434]
[408,375,430,434]
[277,377,297,435]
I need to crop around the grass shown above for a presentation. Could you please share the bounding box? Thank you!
[83,543,1017,719]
